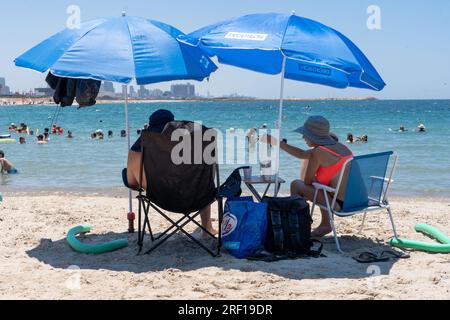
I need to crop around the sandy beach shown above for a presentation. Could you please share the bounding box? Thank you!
[0,192,449,300]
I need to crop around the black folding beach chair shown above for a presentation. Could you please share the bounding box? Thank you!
[136,121,226,257]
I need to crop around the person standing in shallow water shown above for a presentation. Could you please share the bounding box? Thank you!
[262,116,353,238]
[0,150,18,174]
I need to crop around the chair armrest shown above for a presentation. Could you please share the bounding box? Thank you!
[370,176,394,183]
[312,183,336,193]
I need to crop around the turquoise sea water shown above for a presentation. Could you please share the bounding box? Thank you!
[1,100,449,197]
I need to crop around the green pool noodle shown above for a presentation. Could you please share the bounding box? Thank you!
[415,224,450,244]
[390,224,450,253]
[67,225,129,254]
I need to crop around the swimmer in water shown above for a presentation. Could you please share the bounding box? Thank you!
[399,125,408,133]
[0,150,18,174]
[418,124,426,132]
[347,133,354,144]
[37,135,47,145]
[67,131,74,139]
[19,137,26,144]
[356,135,368,143]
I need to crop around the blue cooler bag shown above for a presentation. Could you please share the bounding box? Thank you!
[222,197,268,259]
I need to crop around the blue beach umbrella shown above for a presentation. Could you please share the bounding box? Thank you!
[181,12,386,194]
[15,14,217,85]
[15,13,217,228]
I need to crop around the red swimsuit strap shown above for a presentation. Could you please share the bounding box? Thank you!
[319,146,352,159]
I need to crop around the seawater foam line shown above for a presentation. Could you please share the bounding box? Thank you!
[67,225,129,254]
[390,224,450,253]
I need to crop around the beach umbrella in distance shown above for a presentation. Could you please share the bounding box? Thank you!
[14,13,218,231]
[181,12,386,194]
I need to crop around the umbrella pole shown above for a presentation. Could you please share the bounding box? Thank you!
[274,56,287,197]
[124,84,135,233]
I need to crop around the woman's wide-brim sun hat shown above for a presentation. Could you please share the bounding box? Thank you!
[295,116,337,146]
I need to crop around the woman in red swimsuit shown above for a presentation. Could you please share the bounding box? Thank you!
[262,116,353,238]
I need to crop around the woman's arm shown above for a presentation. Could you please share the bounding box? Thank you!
[280,140,311,160]
[261,134,311,160]
[304,150,320,186]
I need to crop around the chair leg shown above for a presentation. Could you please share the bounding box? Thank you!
[357,211,368,235]
[328,211,344,254]
[137,196,144,253]
[324,190,344,254]
[144,201,221,258]
[145,212,193,255]
[217,198,224,257]
[145,215,219,257]
[145,227,181,255]
[386,204,399,239]
[311,189,319,219]
[144,201,154,242]
[137,196,155,254]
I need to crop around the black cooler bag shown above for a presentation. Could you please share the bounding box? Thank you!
[263,196,322,257]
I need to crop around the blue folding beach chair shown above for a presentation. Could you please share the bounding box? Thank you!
[311,151,400,253]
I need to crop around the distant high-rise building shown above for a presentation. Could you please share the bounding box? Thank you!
[34,87,55,97]
[138,85,149,99]
[129,86,137,98]
[171,83,195,99]
[149,89,163,98]
[0,77,11,95]
[100,81,115,93]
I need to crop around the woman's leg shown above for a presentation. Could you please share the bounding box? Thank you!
[200,205,218,237]
[291,180,341,237]
[127,151,147,190]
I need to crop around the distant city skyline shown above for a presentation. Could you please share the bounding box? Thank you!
[1,0,450,99]
[0,75,254,100]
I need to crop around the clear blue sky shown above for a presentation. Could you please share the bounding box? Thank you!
[1,0,449,99]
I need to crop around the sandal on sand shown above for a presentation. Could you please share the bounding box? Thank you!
[379,250,411,260]
[353,252,390,264]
